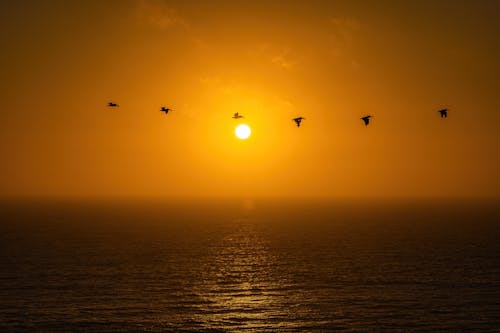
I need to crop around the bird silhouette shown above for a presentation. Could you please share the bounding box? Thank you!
[293,117,305,127]
[361,115,372,126]
[108,102,119,107]
[161,107,172,114]
[438,108,448,118]
[232,112,244,119]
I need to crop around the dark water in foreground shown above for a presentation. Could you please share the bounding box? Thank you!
[0,199,499,332]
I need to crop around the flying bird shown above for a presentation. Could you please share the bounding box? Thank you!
[361,115,372,126]
[293,117,305,127]
[232,112,244,119]
[438,108,448,118]
[161,107,172,114]
[108,102,119,107]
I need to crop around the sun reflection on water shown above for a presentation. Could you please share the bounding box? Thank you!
[194,219,286,330]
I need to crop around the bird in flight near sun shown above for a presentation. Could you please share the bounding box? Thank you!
[361,115,372,126]
[438,108,448,118]
[160,107,172,115]
[293,117,305,127]
[108,102,119,107]
[232,112,244,119]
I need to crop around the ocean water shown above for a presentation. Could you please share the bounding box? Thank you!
[0,198,499,332]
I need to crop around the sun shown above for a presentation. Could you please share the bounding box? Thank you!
[235,124,251,140]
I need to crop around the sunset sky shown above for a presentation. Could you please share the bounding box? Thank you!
[0,0,498,198]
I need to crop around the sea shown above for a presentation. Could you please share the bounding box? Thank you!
[0,198,499,332]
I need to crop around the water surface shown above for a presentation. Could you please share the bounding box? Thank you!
[0,199,499,332]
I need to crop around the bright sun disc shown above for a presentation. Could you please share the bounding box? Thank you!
[235,124,251,139]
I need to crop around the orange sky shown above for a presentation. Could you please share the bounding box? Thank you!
[0,0,498,198]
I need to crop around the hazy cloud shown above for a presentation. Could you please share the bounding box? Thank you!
[271,53,296,70]
[136,0,188,29]
[328,17,361,56]
[199,76,221,86]
[253,43,297,70]
[272,96,295,113]
[199,76,234,95]
[330,17,361,44]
